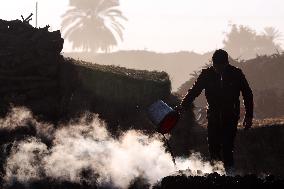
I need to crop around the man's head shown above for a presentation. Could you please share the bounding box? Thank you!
[212,49,229,74]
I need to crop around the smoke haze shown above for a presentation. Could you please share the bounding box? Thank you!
[2,107,224,188]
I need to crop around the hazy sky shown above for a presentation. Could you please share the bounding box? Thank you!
[0,0,283,53]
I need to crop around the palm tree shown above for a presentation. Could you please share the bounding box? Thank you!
[61,0,127,52]
[223,24,282,59]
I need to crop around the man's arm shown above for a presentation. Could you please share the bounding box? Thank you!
[180,70,207,110]
[239,70,254,128]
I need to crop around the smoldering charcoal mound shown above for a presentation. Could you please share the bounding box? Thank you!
[0,19,64,120]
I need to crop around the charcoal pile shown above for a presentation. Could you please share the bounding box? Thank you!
[0,19,64,120]
[4,178,99,189]
[153,172,284,189]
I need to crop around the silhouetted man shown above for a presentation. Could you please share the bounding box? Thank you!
[179,49,253,174]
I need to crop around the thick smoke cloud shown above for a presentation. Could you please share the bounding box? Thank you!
[1,107,224,188]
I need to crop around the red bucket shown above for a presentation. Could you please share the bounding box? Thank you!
[148,100,179,134]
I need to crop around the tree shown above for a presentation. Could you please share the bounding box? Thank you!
[61,0,127,52]
[263,27,282,43]
[223,24,282,60]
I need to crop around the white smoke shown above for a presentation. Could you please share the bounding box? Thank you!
[3,108,224,188]
[5,138,48,184]
[0,107,33,129]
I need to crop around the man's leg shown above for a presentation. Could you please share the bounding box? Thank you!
[221,119,238,174]
[207,117,222,162]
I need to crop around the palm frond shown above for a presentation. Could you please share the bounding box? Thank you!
[110,23,123,41]
[96,0,119,13]
[61,15,84,32]
[105,8,128,21]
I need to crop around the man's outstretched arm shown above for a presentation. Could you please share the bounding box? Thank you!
[240,70,254,128]
[180,70,207,110]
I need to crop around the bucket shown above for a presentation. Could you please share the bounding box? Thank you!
[148,100,179,134]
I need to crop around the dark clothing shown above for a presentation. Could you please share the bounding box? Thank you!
[207,114,238,167]
[182,65,253,119]
[182,64,253,168]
